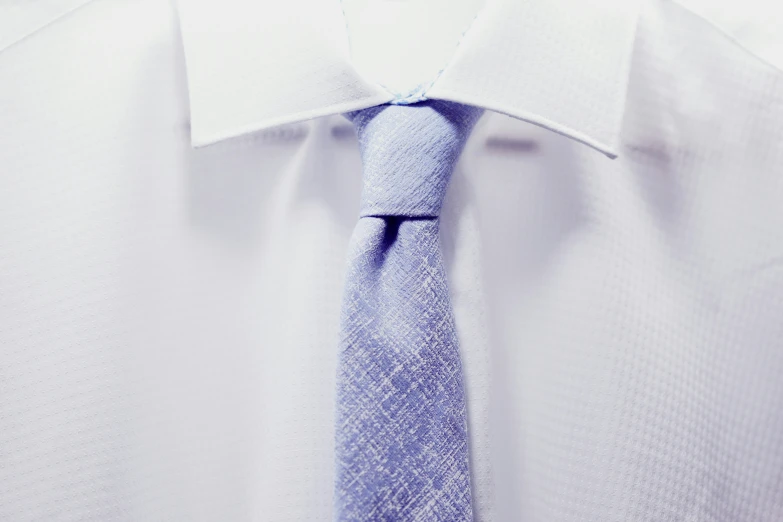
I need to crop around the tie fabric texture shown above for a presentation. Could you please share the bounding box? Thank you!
[335,101,484,521]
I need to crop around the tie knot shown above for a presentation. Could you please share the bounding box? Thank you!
[347,101,483,218]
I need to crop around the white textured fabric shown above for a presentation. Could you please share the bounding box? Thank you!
[427,0,641,156]
[0,0,91,52]
[177,0,638,155]
[1,1,783,521]
[176,0,393,146]
[341,0,485,98]
[674,0,783,70]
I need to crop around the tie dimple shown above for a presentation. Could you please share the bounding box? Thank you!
[336,100,483,521]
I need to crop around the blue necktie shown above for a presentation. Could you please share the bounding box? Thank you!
[335,101,483,521]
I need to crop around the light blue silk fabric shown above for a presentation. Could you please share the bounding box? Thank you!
[335,101,484,521]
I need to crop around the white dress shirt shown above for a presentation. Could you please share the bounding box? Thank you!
[1,1,782,521]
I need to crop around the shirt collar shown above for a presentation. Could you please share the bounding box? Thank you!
[177,0,640,158]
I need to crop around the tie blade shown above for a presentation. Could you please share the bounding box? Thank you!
[336,218,473,521]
